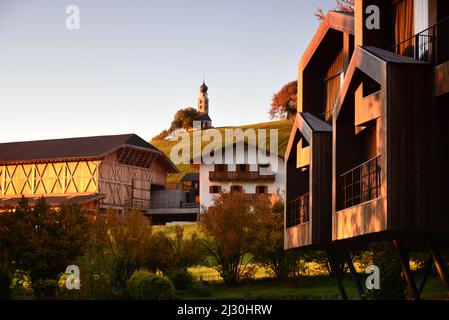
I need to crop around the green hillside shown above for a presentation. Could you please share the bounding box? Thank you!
[152,119,293,183]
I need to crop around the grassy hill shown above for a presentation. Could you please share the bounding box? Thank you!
[152,119,293,183]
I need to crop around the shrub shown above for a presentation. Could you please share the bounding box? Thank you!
[167,269,195,290]
[365,242,407,300]
[33,279,58,299]
[127,272,175,300]
[0,265,11,300]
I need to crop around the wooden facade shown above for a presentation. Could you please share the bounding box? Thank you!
[0,134,177,213]
[284,11,354,249]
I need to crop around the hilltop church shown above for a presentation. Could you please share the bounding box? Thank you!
[197,81,212,129]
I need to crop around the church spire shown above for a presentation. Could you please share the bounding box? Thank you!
[197,79,212,129]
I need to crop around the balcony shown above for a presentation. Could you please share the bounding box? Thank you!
[209,171,275,182]
[286,193,309,228]
[337,155,381,211]
[390,17,449,65]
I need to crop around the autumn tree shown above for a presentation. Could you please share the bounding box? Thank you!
[170,107,202,132]
[0,197,89,295]
[146,226,205,273]
[269,80,297,120]
[152,107,202,141]
[90,210,153,288]
[250,194,300,279]
[200,192,257,284]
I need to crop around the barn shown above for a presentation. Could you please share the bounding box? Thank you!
[0,134,178,213]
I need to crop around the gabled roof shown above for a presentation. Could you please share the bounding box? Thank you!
[0,133,178,173]
[285,112,332,161]
[181,173,199,182]
[300,11,354,69]
[335,46,430,118]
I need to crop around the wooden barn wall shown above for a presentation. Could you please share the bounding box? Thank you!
[0,161,99,197]
[98,152,167,210]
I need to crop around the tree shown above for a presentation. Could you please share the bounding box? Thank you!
[200,192,257,284]
[269,81,297,120]
[146,226,205,274]
[0,197,89,297]
[88,209,153,289]
[250,194,300,279]
[151,129,170,141]
[170,107,202,132]
[315,0,354,20]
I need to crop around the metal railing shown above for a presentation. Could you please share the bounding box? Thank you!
[286,193,309,228]
[337,155,381,211]
[390,17,449,65]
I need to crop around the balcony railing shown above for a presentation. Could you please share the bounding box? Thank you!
[390,17,449,65]
[209,171,275,182]
[286,193,309,228]
[337,155,381,211]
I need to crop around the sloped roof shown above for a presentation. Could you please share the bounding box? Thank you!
[301,112,333,132]
[0,133,169,166]
[181,173,199,182]
[200,113,212,121]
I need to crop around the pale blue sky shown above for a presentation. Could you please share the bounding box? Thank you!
[0,0,336,143]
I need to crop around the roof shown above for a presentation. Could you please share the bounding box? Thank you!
[363,46,430,64]
[0,193,105,208]
[284,113,332,161]
[301,112,333,132]
[200,113,212,121]
[181,173,199,182]
[0,134,178,173]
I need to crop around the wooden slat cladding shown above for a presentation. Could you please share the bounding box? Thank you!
[285,113,332,249]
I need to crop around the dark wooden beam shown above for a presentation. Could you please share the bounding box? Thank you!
[343,248,366,300]
[392,240,419,300]
[417,254,434,297]
[426,238,449,298]
[326,247,348,300]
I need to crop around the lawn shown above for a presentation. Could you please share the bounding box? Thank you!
[151,119,294,183]
[177,275,449,300]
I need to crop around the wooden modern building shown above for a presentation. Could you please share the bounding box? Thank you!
[333,0,449,245]
[285,11,354,249]
[285,0,449,299]
[0,134,178,213]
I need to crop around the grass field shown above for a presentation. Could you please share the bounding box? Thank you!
[177,274,449,300]
[155,223,449,300]
[151,119,293,183]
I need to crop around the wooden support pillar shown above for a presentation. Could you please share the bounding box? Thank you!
[326,247,348,300]
[426,238,449,297]
[343,249,366,300]
[417,254,433,297]
[392,240,419,300]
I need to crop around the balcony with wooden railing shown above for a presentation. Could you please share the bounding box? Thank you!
[209,170,275,182]
[286,193,310,228]
[337,155,381,211]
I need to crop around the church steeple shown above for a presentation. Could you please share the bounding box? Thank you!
[198,81,209,114]
[197,80,212,129]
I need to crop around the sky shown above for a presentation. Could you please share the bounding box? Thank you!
[0,0,336,143]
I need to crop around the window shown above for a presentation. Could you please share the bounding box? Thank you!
[230,185,243,193]
[256,185,268,194]
[214,164,227,172]
[237,164,248,172]
[394,0,415,55]
[209,185,221,194]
